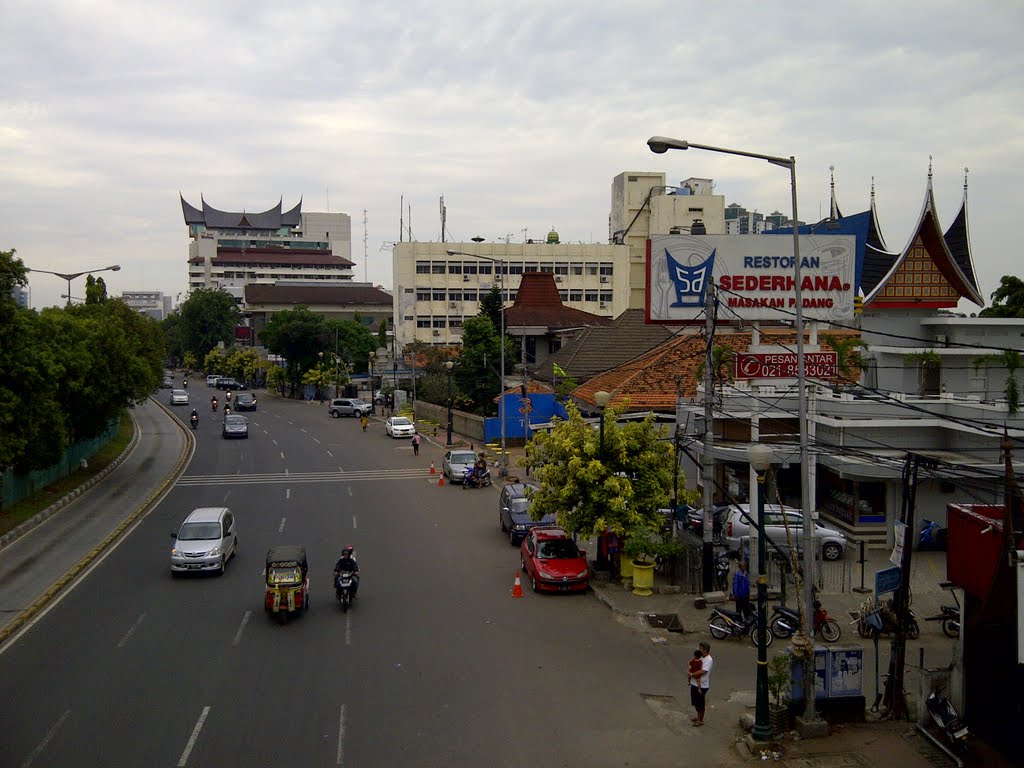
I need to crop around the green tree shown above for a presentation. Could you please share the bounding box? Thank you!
[972,350,1021,414]
[695,343,735,397]
[904,350,941,397]
[376,317,389,350]
[84,274,108,305]
[478,286,503,332]
[260,306,326,394]
[325,318,376,374]
[204,348,226,375]
[178,289,239,360]
[454,316,504,415]
[979,276,1024,318]
[522,401,675,543]
[182,351,198,373]
[161,312,185,363]
[225,347,261,384]
[821,333,869,388]
[267,365,288,395]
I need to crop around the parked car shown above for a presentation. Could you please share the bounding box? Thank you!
[206,374,222,386]
[520,527,589,593]
[684,504,731,543]
[170,389,189,406]
[442,449,478,482]
[384,416,415,438]
[170,507,237,576]
[500,482,557,545]
[234,392,257,411]
[328,397,373,418]
[164,369,174,380]
[222,413,249,439]
[216,377,242,391]
[724,504,847,561]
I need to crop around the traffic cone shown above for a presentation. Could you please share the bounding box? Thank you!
[430,461,436,474]
[511,572,524,598]
[438,474,445,487]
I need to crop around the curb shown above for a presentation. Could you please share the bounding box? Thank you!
[0,398,194,648]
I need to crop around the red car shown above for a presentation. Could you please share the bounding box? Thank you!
[520,527,589,593]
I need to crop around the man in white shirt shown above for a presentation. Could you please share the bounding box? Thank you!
[691,641,713,726]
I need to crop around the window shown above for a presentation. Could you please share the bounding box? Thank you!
[569,291,582,302]
[416,262,430,274]
[416,318,431,328]
[548,338,562,355]
[539,265,554,273]
[584,291,598,302]
[463,290,478,301]
[448,291,462,301]
[586,265,598,275]
[599,291,612,302]
[571,265,583,275]
[524,336,536,364]
[554,263,569,275]
[432,319,445,328]
[558,291,568,301]
[479,264,492,275]
[403,287,414,293]
[449,318,463,328]
[599,264,614,275]
[416,290,431,301]
[431,263,446,274]
[432,290,446,301]
[448,263,462,274]
[508,264,524,275]
[463,263,478,274]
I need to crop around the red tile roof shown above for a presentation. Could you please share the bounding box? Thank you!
[504,272,612,330]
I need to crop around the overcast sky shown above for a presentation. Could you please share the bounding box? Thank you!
[2,0,1021,312]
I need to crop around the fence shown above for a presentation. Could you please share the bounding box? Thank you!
[1,418,121,508]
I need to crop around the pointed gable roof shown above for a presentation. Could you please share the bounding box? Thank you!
[865,161,984,307]
[179,195,303,231]
[503,272,612,330]
[943,169,979,298]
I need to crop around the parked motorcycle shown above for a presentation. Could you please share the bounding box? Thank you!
[462,468,493,489]
[918,518,948,550]
[926,688,969,753]
[924,581,961,638]
[708,606,772,648]
[685,505,728,546]
[335,571,355,613]
[770,600,842,642]
[714,550,731,592]
[854,597,920,639]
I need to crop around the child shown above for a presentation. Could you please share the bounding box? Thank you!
[688,649,703,685]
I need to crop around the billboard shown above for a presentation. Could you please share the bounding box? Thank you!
[734,351,837,379]
[646,234,856,323]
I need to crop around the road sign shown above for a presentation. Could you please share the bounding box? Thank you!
[734,351,837,379]
[875,566,901,597]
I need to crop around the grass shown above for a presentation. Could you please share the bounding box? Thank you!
[0,414,136,538]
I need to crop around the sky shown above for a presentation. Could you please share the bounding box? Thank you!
[2,0,1022,312]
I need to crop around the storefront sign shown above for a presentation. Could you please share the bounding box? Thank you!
[646,234,856,323]
[735,351,837,379]
[875,566,901,596]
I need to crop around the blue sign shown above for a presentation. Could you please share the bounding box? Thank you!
[875,566,901,596]
[666,248,715,307]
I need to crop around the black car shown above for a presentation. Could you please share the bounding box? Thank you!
[216,377,242,391]
[234,392,257,411]
[499,483,557,545]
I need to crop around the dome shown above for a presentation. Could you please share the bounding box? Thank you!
[546,227,560,244]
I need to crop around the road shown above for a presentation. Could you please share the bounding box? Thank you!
[0,387,722,768]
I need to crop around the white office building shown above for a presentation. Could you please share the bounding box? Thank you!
[120,290,172,320]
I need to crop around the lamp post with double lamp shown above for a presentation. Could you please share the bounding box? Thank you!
[648,135,817,721]
[28,264,121,308]
[747,441,774,742]
[447,250,507,476]
[593,390,612,571]
[444,360,455,446]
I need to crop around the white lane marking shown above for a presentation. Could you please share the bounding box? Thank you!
[347,487,352,496]
[346,613,352,646]
[313,437,320,444]
[301,428,307,433]
[278,517,286,533]
[327,450,334,458]
[336,704,346,766]
[116,613,146,648]
[263,429,268,434]
[352,516,357,529]
[288,421,294,426]
[20,708,70,768]
[223,490,231,502]
[280,452,285,460]
[285,468,289,475]
[177,706,211,766]
[272,439,278,446]
[286,488,291,500]
[232,611,252,647]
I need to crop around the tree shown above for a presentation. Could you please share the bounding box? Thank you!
[972,350,1021,414]
[904,350,941,397]
[84,275,108,305]
[177,289,240,359]
[260,306,326,394]
[478,286,503,332]
[821,333,869,388]
[376,317,389,350]
[225,347,262,384]
[204,349,226,375]
[455,316,504,415]
[979,276,1024,318]
[325,318,376,373]
[182,351,198,372]
[522,401,676,544]
[695,343,735,397]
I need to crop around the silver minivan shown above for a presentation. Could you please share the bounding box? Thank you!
[171,507,237,575]
[724,503,847,561]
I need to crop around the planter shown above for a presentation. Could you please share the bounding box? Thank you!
[769,703,789,737]
[631,560,654,596]
[619,556,634,582]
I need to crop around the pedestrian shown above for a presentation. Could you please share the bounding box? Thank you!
[732,559,751,620]
[690,641,713,726]
[687,649,703,686]
[411,431,420,456]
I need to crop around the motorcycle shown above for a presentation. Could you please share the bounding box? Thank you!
[770,599,842,642]
[211,398,218,412]
[190,414,199,430]
[714,550,731,592]
[918,518,948,550]
[924,581,961,638]
[926,688,969,753]
[335,571,355,613]
[462,467,493,489]
[685,505,729,546]
[854,597,920,639]
[708,606,772,648]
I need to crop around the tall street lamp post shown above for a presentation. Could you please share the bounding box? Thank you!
[648,135,816,720]
[27,264,121,307]
[594,390,612,571]
[444,361,455,446]
[447,250,507,476]
[747,442,774,742]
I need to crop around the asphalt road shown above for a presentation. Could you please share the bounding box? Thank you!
[0,387,712,768]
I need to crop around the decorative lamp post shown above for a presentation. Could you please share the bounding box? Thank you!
[593,390,612,571]
[369,352,376,409]
[27,264,121,308]
[444,361,455,446]
[747,441,774,742]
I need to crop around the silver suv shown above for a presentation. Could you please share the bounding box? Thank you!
[724,504,847,561]
[328,398,373,418]
[170,507,237,575]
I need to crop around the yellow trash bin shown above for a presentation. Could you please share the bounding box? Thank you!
[631,560,654,596]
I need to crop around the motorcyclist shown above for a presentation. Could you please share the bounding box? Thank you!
[211,395,218,412]
[466,453,488,485]
[182,378,188,389]
[226,389,232,403]
[189,408,199,427]
[333,545,359,599]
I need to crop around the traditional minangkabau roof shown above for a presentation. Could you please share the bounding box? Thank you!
[503,272,612,330]
[865,161,984,308]
[539,308,676,383]
[189,246,354,268]
[942,168,980,299]
[244,283,392,307]
[180,195,303,230]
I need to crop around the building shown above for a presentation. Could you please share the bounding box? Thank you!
[608,172,726,310]
[392,235,628,349]
[120,290,172,320]
[243,282,393,341]
[181,196,354,303]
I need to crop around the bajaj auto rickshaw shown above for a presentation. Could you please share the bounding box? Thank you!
[265,545,309,624]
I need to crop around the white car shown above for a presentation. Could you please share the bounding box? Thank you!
[206,375,221,386]
[170,389,190,406]
[170,507,237,575]
[385,416,416,438]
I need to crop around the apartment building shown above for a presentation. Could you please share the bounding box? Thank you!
[120,290,172,320]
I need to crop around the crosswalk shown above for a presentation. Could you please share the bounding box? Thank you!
[176,468,431,487]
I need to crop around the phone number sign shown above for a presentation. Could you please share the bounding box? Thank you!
[734,352,837,379]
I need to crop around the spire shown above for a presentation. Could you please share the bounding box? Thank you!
[829,165,840,220]
[963,166,969,196]
[870,176,876,203]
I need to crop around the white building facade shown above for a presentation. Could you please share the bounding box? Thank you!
[120,290,172,320]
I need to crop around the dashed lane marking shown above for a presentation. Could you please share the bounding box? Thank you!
[177,469,430,487]
[177,706,210,766]
[19,709,70,768]
[116,613,146,648]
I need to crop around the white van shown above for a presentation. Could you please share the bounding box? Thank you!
[170,507,237,576]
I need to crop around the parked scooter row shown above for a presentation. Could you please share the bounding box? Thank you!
[709,597,843,645]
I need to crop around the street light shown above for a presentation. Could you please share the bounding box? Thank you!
[369,351,376,411]
[747,441,774,743]
[27,264,121,307]
[448,249,507,476]
[444,360,455,446]
[594,390,612,572]
[649,135,816,720]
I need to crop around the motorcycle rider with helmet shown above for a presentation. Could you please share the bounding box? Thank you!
[189,408,199,428]
[333,545,359,600]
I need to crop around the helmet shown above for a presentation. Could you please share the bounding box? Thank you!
[342,545,354,557]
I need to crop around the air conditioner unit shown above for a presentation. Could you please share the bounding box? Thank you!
[555,276,563,282]
[936,334,948,345]
[432,330,441,336]
[463,274,470,282]
[449,301,458,308]
[600,276,609,283]
[599,302,607,309]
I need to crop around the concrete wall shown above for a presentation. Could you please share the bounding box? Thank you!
[412,400,485,443]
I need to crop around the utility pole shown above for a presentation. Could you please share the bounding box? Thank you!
[702,278,716,592]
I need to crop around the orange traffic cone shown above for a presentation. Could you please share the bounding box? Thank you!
[430,461,436,474]
[438,474,445,487]
[511,572,524,598]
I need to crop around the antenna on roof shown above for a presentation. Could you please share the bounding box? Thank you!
[399,195,403,243]
[363,210,368,283]
[440,195,446,243]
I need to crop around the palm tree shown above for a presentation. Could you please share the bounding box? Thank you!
[972,350,1021,414]
[821,333,869,390]
[695,344,734,397]
[904,350,942,397]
